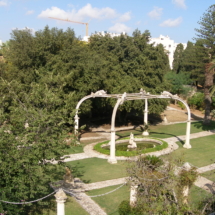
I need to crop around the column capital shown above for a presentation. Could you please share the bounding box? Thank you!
[55,189,67,203]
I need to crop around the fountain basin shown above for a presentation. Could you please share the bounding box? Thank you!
[94,137,168,157]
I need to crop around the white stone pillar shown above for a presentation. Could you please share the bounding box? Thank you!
[183,120,191,149]
[108,96,125,164]
[74,114,80,145]
[142,99,149,136]
[108,130,117,164]
[130,184,138,207]
[144,98,148,125]
[55,189,67,215]
[74,114,79,135]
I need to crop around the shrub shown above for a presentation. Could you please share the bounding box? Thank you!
[188,92,204,110]
[178,101,185,110]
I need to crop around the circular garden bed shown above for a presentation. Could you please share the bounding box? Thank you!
[93,136,168,157]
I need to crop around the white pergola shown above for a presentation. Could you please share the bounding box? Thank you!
[74,89,192,164]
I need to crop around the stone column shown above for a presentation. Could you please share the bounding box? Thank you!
[130,184,138,207]
[55,189,67,215]
[108,129,117,164]
[142,99,149,136]
[74,114,80,145]
[108,98,123,164]
[74,114,79,135]
[183,120,191,149]
[144,98,148,125]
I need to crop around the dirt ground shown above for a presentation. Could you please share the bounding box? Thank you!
[163,104,204,122]
[80,104,204,138]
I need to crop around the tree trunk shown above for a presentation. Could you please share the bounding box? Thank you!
[203,63,214,125]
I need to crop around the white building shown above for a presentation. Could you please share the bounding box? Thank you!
[149,35,187,69]
[0,39,2,46]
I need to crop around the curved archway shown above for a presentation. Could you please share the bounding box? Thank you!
[74,90,192,164]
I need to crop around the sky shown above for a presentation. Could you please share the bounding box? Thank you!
[0,0,214,44]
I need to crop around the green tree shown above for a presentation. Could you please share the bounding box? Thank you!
[195,4,215,124]
[0,80,73,214]
[173,43,184,73]
[165,71,191,96]
[119,156,199,215]
[194,4,215,58]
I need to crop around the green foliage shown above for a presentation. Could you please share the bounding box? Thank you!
[125,156,200,214]
[178,101,186,110]
[188,92,204,110]
[165,71,191,96]
[118,200,141,215]
[173,43,184,73]
[179,167,198,187]
[195,4,215,58]
[179,41,210,86]
[94,138,168,156]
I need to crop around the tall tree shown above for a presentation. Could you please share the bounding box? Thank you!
[195,4,215,124]
[173,43,184,73]
[195,4,215,58]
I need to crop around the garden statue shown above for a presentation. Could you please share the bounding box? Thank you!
[63,167,75,187]
[128,133,137,149]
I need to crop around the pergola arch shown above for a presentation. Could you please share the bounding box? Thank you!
[74,89,191,164]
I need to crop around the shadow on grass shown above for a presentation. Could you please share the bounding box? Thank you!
[192,121,215,131]
[67,162,90,183]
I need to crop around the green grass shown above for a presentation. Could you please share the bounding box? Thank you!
[65,197,89,215]
[87,184,130,215]
[189,185,211,210]
[162,134,215,167]
[116,121,215,139]
[66,158,128,183]
[29,196,88,215]
[64,138,107,154]
[201,170,215,182]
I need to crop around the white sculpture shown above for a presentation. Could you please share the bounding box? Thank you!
[128,133,137,149]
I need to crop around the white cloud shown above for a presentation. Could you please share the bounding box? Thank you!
[38,4,117,21]
[160,17,182,27]
[117,12,131,22]
[26,10,34,15]
[12,27,35,34]
[109,23,131,33]
[172,0,187,9]
[148,7,163,20]
[0,0,8,6]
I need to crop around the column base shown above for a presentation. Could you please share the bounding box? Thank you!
[142,131,149,136]
[183,143,192,149]
[108,157,117,164]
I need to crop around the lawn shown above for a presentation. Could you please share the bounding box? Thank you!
[116,121,215,139]
[29,196,88,215]
[87,184,130,215]
[64,138,107,154]
[201,170,215,182]
[189,185,211,210]
[66,157,128,183]
[162,134,215,167]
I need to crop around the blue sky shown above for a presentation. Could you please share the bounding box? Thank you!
[0,0,214,43]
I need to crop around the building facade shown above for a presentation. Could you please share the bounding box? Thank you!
[149,35,187,69]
